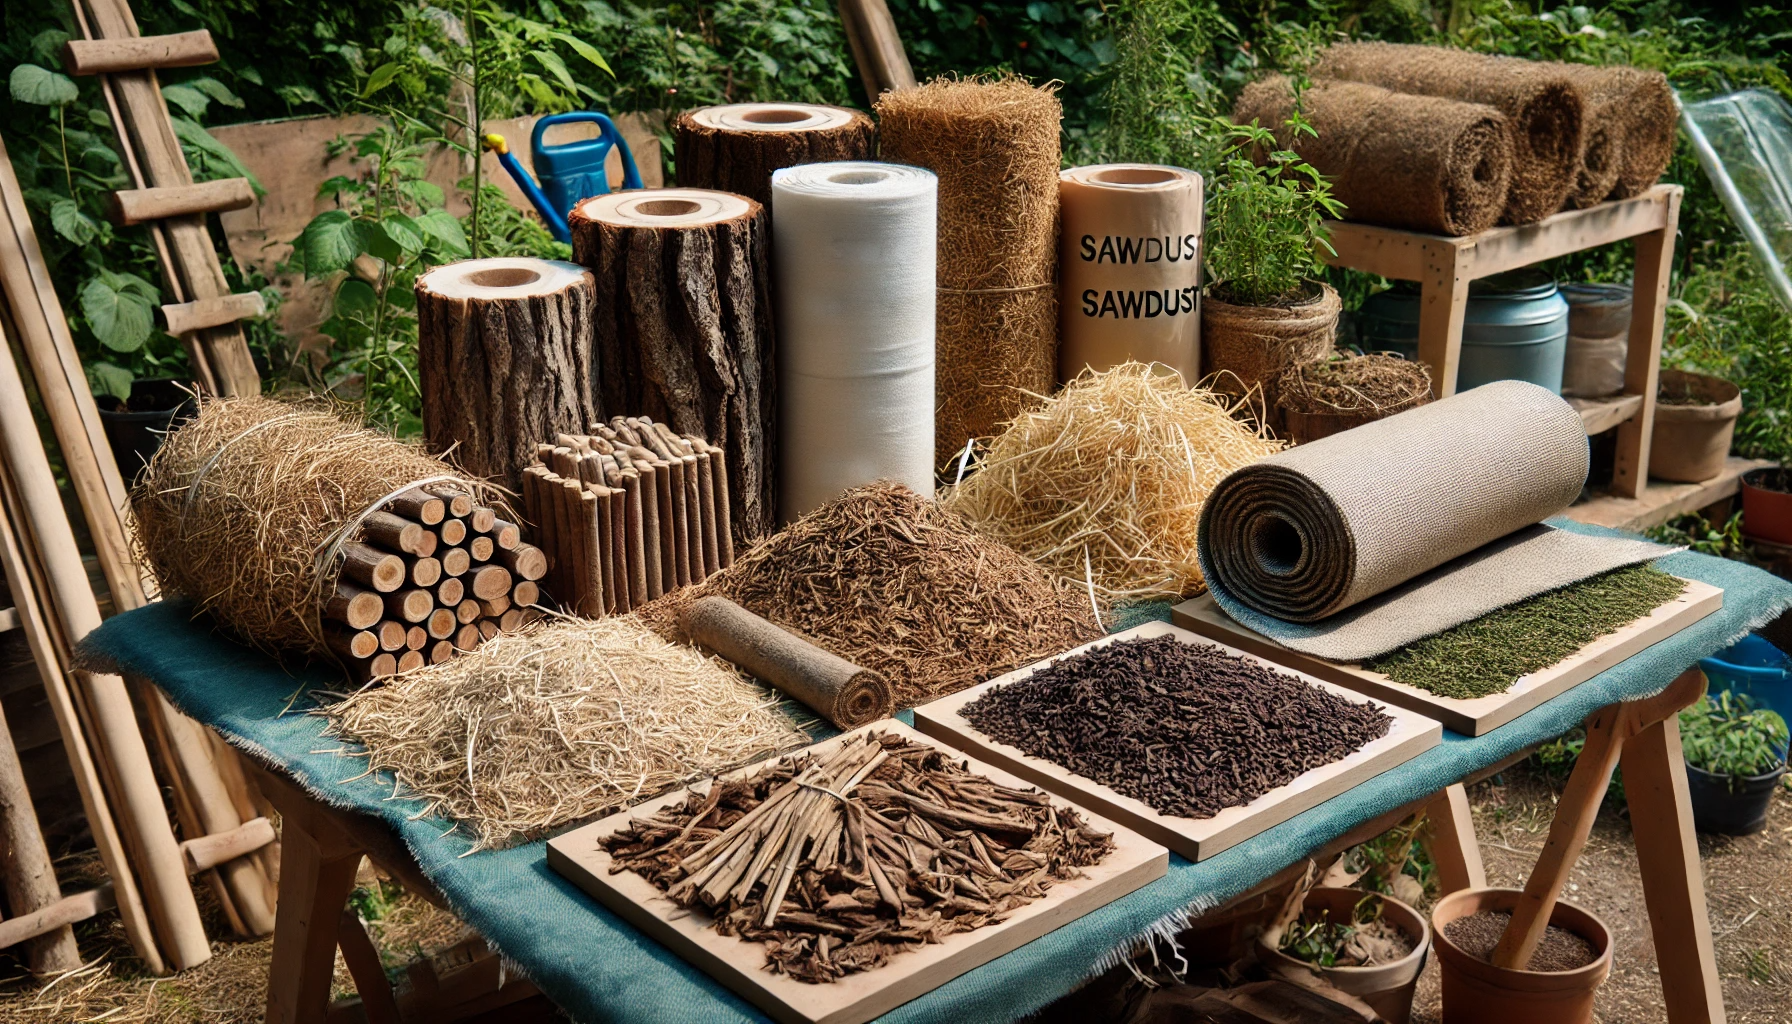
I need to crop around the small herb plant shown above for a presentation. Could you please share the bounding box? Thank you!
[1279,892,1384,968]
[1680,691,1789,786]
[1203,102,1343,308]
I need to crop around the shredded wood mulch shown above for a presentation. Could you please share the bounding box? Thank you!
[960,635,1392,820]
[600,731,1115,984]
[639,483,1104,706]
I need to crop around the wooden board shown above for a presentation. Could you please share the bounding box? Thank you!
[546,720,1168,1024]
[911,623,1442,863]
[1170,578,1722,736]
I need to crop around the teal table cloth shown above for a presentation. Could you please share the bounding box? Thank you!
[80,539,1792,1024]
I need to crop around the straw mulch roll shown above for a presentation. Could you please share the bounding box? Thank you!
[943,362,1284,604]
[1234,76,1513,237]
[876,76,1062,466]
[132,396,489,657]
[1312,42,1584,224]
[1554,63,1677,201]
[326,616,807,850]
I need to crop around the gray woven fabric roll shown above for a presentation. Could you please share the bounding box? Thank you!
[1198,379,1673,659]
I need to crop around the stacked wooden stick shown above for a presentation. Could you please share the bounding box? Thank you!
[523,417,734,618]
[327,487,548,683]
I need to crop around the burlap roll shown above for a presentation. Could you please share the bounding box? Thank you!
[1554,64,1676,200]
[1201,283,1340,403]
[1312,42,1584,224]
[674,103,876,209]
[1198,379,1670,659]
[1234,75,1513,236]
[876,77,1061,465]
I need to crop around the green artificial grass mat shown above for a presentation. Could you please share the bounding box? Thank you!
[1363,564,1689,700]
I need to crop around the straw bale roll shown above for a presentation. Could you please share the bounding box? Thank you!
[1312,42,1584,224]
[876,77,1062,465]
[1552,63,1677,201]
[571,189,776,543]
[416,258,597,493]
[674,103,876,209]
[1234,76,1513,237]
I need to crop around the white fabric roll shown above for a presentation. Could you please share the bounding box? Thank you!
[772,161,938,520]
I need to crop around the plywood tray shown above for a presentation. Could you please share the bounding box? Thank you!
[911,622,1442,863]
[1170,577,1722,736]
[546,719,1169,1024]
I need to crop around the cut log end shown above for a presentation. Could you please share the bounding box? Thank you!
[471,565,514,601]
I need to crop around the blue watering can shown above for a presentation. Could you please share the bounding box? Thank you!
[484,112,643,242]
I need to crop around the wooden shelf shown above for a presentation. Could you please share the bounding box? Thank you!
[1567,456,1775,531]
[1569,394,1644,435]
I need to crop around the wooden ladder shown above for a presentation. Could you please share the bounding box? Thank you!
[62,1,264,396]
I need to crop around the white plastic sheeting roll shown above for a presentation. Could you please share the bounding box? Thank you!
[772,161,938,520]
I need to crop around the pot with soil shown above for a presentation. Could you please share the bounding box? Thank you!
[1648,369,1741,483]
[1680,690,1788,835]
[1431,887,1612,1024]
[95,378,196,480]
[1202,280,1342,410]
[1257,887,1430,1024]
[1274,352,1432,445]
[1742,467,1792,547]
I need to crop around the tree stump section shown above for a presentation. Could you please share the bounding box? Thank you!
[416,258,598,494]
[673,104,875,210]
[571,190,775,543]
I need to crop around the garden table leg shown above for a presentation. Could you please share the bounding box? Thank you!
[265,808,364,1024]
[1424,783,1486,896]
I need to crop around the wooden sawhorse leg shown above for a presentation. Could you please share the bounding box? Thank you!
[266,813,363,1024]
[1425,782,1487,896]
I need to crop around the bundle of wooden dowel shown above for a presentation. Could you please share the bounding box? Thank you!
[523,416,734,617]
[325,486,549,683]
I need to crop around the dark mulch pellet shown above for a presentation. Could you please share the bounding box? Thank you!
[959,635,1392,820]
[1444,910,1598,972]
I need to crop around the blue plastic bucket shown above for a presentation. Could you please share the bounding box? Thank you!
[1699,633,1792,757]
[1358,268,1569,393]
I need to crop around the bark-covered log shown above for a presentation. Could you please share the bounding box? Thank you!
[673,104,875,209]
[416,258,598,493]
[571,189,776,543]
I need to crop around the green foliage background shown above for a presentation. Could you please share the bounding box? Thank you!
[1,0,1789,452]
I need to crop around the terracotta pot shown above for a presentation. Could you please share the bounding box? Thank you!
[1742,468,1792,547]
[1649,370,1741,483]
[1256,887,1430,1024]
[1431,888,1612,1024]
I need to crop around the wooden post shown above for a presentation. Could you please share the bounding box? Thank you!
[1417,239,1472,398]
[265,818,363,1024]
[837,0,916,99]
[0,698,81,972]
[1423,782,1486,896]
[1613,188,1681,499]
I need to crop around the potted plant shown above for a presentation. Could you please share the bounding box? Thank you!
[1741,466,1792,547]
[1201,104,1344,413]
[1257,887,1429,1024]
[1648,369,1742,483]
[1679,690,1788,835]
[1431,888,1612,1024]
[94,378,197,481]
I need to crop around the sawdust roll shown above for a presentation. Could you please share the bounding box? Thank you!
[674,103,876,209]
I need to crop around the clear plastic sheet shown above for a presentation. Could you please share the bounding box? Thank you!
[1681,89,1792,310]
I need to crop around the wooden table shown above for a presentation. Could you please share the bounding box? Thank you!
[247,667,1725,1024]
[1323,185,1684,499]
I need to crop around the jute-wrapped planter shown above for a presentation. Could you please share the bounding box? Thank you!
[1201,282,1340,413]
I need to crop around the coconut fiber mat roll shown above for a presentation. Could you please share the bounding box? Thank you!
[1197,380,1673,661]
[1312,42,1584,224]
[1235,75,1513,237]
[877,76,1062,465]
[1553,63,1678,202]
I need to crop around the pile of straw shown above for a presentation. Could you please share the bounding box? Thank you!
[876,75,1062,465]
[132,395,487,656]
[943,362,1283,604]
[325,616,807,850]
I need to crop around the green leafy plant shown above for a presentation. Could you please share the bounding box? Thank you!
[1203,108,1343,306]
[1089,0,1226,171]
[1278,892,1385,968]
[1679,691,1789,786]
[1647,511,1755,562]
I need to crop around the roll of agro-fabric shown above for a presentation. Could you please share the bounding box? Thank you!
[1311,42,1584,224]
[1233,76,1513,237]
[673,103,876,210]
[876,76,1062,466]
[132,396,495,657]
[1057,164,1205,384]
[1197,379,1673,660]
[772,161,936,520]
[1552,63,1677,201]
[571,188,775,544]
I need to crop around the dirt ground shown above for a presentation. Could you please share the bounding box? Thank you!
[0,761,1782,1023]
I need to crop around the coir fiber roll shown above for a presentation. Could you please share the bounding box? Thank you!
[772,161,936,520]
[876,77,1062,465]
[1312,42,1584,224]
[1234,75,1513,237]
[1058,164,1204,383]
[1197,380,1671,660]
[674,103,875,210]
[1555,64,1677,200]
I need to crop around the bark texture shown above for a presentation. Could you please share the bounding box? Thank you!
[571,201,777,544]
[673,108,876,209]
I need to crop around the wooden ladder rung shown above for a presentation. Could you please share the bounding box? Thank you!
[111,178,255,226]
[181,815,277,874]
[162,292,266,337]
[0,606,17,633]
[0,885,115,950]
[62,30,218,76]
